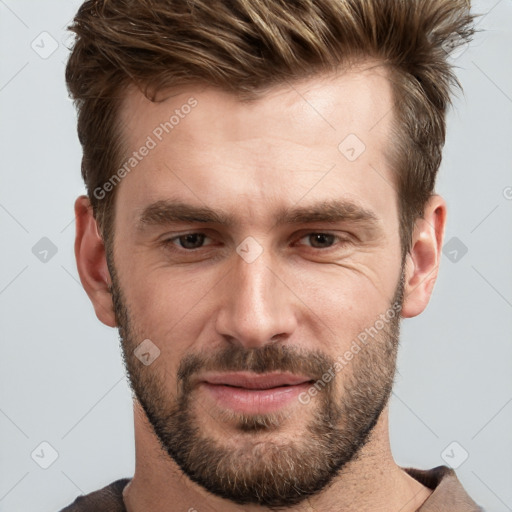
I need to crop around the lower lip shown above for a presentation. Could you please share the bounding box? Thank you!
[200,382,313,414]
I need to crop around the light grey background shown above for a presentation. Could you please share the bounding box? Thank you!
[1,1,511,511]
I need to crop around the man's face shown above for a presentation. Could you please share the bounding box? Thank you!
[109,64,405,507]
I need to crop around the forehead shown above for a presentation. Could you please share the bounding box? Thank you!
[114,62,397,229]
[119,62,394,151]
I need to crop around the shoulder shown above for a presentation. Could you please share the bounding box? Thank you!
[403,466,485,512]
[58,478,131,512]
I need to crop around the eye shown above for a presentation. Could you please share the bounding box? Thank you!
[160,231,350,254]
[163,233,212,250]
[297,233,350,250]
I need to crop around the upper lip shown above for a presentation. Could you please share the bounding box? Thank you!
[200,372,313,390]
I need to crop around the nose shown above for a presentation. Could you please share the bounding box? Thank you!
[214,244,298,349]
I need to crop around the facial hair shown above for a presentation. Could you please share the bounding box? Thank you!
[108,250,404,509]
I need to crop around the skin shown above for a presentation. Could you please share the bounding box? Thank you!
[74,61,447,511]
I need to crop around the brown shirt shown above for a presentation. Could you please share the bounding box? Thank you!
[59,465,484,511]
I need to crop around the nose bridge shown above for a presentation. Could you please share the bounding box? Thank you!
[215,242,295,348]
[238,249,274,319]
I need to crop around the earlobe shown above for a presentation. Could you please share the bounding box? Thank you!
[401,195,447,319]
[74,195,117,327]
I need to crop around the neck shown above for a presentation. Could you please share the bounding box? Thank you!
[123,400,432,512]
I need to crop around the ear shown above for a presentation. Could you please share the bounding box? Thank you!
[74,195,117,327]
[401,194,447,318]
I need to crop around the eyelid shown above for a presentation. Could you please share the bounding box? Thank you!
[160,230,353,252]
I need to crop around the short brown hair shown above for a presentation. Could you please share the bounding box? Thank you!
[65,0,474,258]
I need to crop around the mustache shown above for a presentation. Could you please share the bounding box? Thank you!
[177,344,334,392]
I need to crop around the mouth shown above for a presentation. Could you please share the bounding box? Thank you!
[202,371,313,389]
[198,372,315,414]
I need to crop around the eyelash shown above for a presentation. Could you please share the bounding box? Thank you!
[160,232,352,252]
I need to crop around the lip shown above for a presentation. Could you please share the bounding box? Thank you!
[198,372,314,414]
[201,371,313,389]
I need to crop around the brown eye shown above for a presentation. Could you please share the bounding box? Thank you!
[176,233,206,249]
[303,233,338,249]
[307,233,336,249]
[162,233,212,250]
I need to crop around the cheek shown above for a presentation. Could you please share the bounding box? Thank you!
[290,261,400,353]
[120,265,219,351]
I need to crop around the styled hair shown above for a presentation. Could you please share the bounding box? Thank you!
[65,0,474,258]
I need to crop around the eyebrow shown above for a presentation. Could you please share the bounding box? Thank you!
[135,198,380,232]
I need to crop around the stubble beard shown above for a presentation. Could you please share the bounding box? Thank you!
[109,253,404,508]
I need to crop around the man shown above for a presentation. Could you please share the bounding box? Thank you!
[60,0,483,510]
